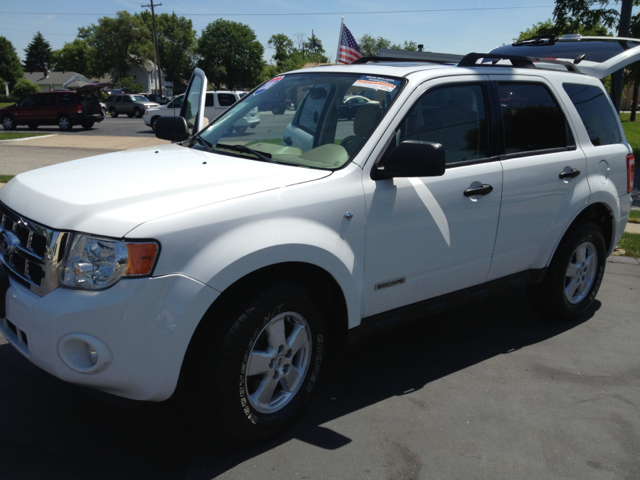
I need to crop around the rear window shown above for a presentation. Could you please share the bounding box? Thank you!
[498,83,572,155]
[205,93,214,107]
[218,94,236,107]
[59,93,76,105]
[563,83,621,146]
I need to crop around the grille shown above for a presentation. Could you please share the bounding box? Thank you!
[0,202,69,296]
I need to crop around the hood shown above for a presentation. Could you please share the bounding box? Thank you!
[0,144,332,238]
[139,102,160,107]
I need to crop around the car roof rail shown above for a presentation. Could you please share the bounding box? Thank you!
[353,50,464,65]
[458,52,583,73]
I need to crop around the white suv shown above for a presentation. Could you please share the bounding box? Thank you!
[0,35,636,443]
[143,91,260,133]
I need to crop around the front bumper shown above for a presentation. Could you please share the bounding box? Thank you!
[0,271,219,401]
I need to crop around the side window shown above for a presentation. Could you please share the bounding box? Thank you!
[59,93,74,105]
[205,93,214,107]
[18,95,35,107]
[217,94,236,107]
[563,83,621,146]
[294,85,331,134]
[36,93,55,106]
[123,96,132,103]
[106,95,115,103]
[498,83,571,154]
[393,84,488,164]
[114,95,122,103]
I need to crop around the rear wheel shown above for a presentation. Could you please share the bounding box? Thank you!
[110,108,118,118]
[191,283,325,442]
[2,116,16,130]
[81,121,95,130]
[527,222,606,321]
[58,116,72,131]
[134,107,142,118]
[150,116,160,131]
[234,126,248,134]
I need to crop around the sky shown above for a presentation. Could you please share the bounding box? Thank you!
[0,0,632,66]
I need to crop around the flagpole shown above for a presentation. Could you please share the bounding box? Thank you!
[335,16,344,64]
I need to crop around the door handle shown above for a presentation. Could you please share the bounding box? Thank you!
[283,136,292,146]
[464,184,493,197]
[559,168,580,179]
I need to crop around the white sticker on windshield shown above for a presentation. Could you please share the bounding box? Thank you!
[352,76,401,92]
[254,76,284,95]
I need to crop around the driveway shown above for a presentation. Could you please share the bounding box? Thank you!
[1,257,638,480]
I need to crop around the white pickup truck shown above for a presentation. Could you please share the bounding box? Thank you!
[0,35,635,442]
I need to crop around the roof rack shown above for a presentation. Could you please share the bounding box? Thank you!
[458,53,583,73]
[353,49,464,65]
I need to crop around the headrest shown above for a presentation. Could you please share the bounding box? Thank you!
[353,104,382,137]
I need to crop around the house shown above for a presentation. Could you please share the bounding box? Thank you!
[23,70,93,92]
[128,60,173,97]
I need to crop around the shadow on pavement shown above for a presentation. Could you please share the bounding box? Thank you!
[0,287,597,480]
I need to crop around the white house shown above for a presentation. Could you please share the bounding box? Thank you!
[128,60,173,97]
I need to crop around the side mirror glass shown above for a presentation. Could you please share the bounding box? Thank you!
[372,140,446,180]
[155,116,189,142]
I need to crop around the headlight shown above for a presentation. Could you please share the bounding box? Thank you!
[60,234,159,290]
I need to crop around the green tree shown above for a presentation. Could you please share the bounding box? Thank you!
[266,32,329,73]
[0,37,24,89]
[51,39,96,76]
[12,78,40,97]
[390,40,418,51]
[78,11,155,80]
[552,0,619,34]
[358,34,418,57]
[23,32,53,72]
[115,76,145,93]
[136,11,198,84]
[268,33,295,69]
[197,19,264,90]
[516,19,609,41]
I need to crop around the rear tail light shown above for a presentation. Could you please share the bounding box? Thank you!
[628,153,636,194]
[77,105,83,114]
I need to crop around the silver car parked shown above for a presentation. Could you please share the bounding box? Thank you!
[105,94,159,118]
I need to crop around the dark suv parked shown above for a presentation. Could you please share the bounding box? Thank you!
[0,84,106,131]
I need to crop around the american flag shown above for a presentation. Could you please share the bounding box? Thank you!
[338,24,361,64]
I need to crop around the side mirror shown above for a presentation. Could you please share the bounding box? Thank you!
[371,140,446,180]
[155,116,189,142]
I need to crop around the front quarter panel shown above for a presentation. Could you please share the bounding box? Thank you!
[129,164,367,329]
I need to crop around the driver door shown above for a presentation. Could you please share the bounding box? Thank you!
[180,68,208,137]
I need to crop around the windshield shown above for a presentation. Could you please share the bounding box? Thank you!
[130,95,149,102]
[194,72,404,170]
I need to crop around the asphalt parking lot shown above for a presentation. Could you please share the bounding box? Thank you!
[1,257,639,480]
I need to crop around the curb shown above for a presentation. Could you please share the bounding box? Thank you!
[0,134,58,143]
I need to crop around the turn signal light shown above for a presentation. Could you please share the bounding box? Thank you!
[628,153,635,194]
[126,243,159,276]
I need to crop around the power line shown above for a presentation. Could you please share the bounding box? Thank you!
[0,6,556,17]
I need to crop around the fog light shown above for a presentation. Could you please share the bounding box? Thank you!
[58,333,112,374]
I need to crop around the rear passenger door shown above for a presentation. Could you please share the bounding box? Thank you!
[487,76,590,281]
[35,92,56,123]
[363,76,503,317]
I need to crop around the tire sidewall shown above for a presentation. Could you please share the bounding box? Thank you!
[214,285,325,441]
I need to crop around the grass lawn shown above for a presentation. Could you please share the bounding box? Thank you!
[620,113,640,157]
[0,132,50,141]
[0,175,15,183]
[0,102,13,109]
[629,210,640,224]
[617,232,640,258]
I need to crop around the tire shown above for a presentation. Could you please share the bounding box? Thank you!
[150,116,160,132]
[58,116,72,131]
[127,113,134,118]
[110,108,118,118]
[192,283,325,442]
[134,108,142,118]
[81,121,95,130]
[2,116,16,130]
[527,222,606,321]
[234,126,248,134]
[27,123,38,129]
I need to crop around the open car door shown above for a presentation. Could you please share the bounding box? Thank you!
[489,36,640,79]
[180,68,208,137]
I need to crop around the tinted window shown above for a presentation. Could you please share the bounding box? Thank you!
[205,93,214,107]
[217,94,236,107]
[114,95,122,103]
[36,93,56,106]
[394,84,488,164]
[169,96,183,109]
[17,95,35,107]
[123,96,132,103]
[295,85,331,134]
[498,83,570,154]
[563,83,621,146]
[59,93,75,105]
[106,95,116,103]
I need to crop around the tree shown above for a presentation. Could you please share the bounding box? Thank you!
[268,33,295,69]
[115,76,145,93]
[0,36,24,89]
[390,40,418,51]
[23,32,53,72]
[266,32,329,74]
[552,0,619,34]
[78,11,155,80]
[12,78,40,97]
[515,19,609,41]
[358,34,418,57]
[197,19,264,90]
[136,11,198,84]
[51,39,96,76]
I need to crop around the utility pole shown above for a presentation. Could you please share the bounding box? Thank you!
[612,0,633,111]
[142,0,163,95]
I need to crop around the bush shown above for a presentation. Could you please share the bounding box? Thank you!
[115,76,145,94]
[12,78,40,98]
[0,77,6,94]
[0,94,15,103]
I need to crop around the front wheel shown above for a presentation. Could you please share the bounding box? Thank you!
[527,222,606,321]
[2,116,16,130]
[134,107,142,118]
[110,108,118,118]
[192,283,325,442]
[234,126,248,134]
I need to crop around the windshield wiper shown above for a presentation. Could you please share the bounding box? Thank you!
[216,143,275,163]
[192,134,215,153]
